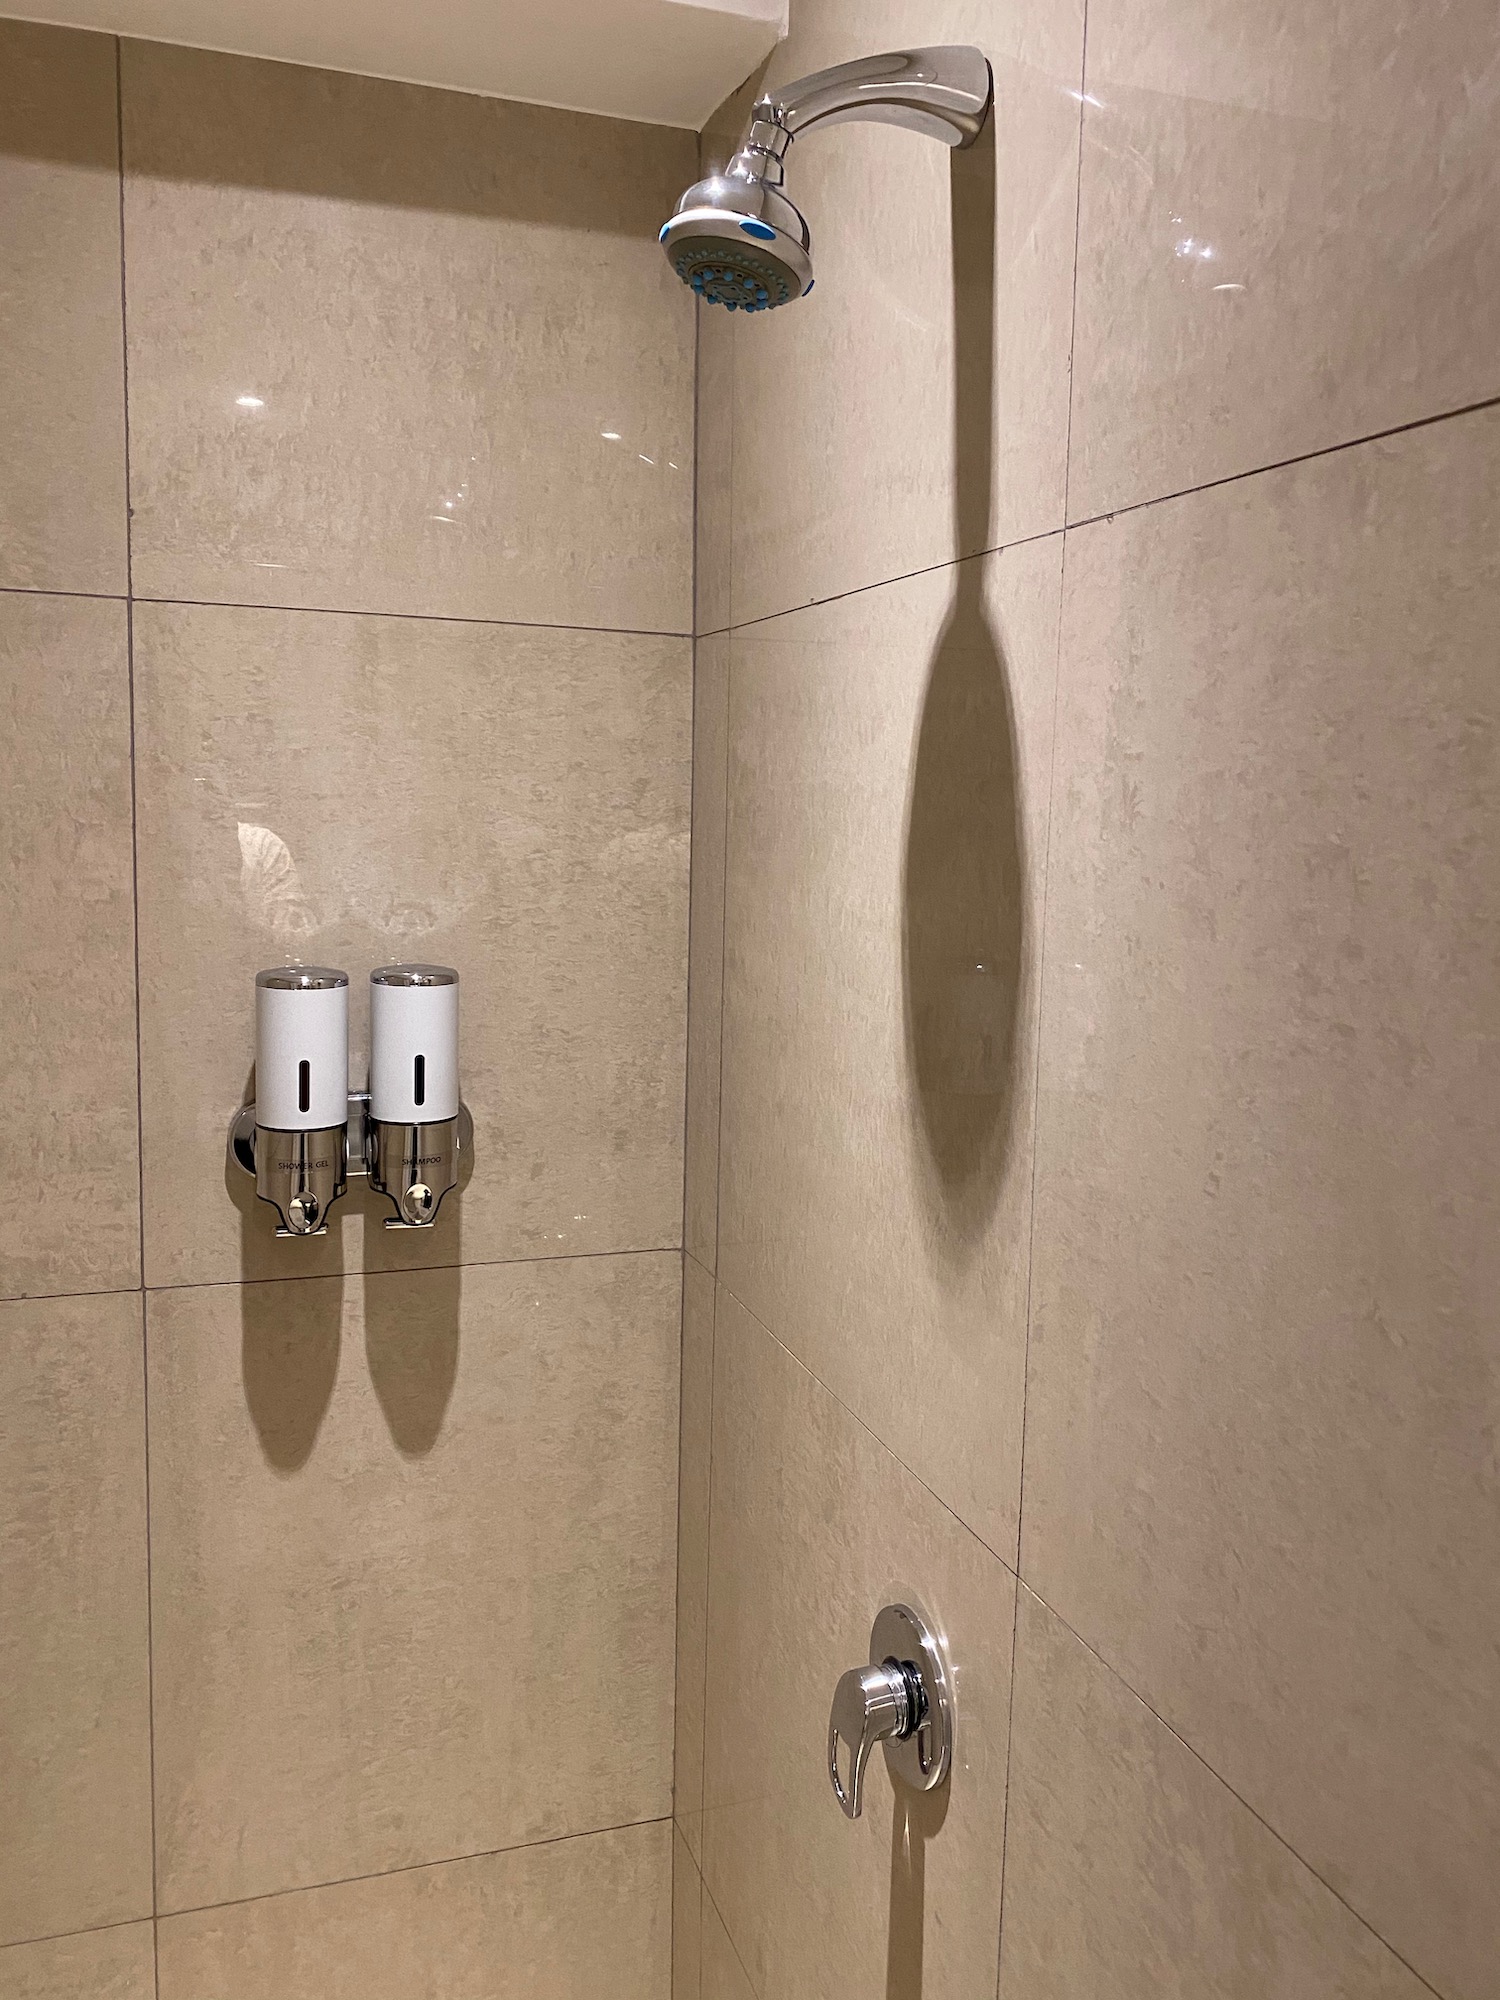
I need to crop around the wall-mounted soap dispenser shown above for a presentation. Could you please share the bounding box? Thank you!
[367,965,462,1227]
[242,966,351,1235]
[229,961,470,1236]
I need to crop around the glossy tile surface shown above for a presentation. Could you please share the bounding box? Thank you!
[0,593,139,1300]
[132,600,689,1288]
[157,1822,671,2000]
[122,42,695,629]
[672,1824,703,2000]
[684,636,729,1269]
[725,0,1082,623]
[998,1591,1430,2000]
[1026,410,1500,2000]
[702,1289,1015,2000]
[719,541,1060,1551]
[0,21,127,596]
[673,1258,715,1864]
[0,1295,152,1946]
[1069,0,1500,518]
[148,1255,679,1909]
[0,1923,155,2000]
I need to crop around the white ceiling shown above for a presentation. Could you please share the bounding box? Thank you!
[7,0,783,128]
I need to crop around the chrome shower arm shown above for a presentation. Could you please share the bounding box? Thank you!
[729,46,992,187]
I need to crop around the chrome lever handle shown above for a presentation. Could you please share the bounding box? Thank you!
[828,1662,914,1818]
[828,1603,954,1820]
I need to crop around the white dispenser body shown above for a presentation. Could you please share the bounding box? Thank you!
[255,968,349,1130]
[369,966,460,1123]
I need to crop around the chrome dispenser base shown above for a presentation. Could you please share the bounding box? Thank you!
[366,1110,471,1228]
[229,1094,472,1234]
[228,1108,347,1236]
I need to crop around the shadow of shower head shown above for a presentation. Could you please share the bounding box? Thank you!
[660,46,992,314]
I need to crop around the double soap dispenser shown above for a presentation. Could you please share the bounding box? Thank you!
[230,963,468,1236]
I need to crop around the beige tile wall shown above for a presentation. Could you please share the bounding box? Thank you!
[686,0,1498,1995]
[0,18,692,1994]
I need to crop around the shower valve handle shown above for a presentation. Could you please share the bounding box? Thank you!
[828,1661,918,1818]
[827,1603,954,1820]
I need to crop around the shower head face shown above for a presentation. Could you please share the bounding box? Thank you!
[660,184,813,313]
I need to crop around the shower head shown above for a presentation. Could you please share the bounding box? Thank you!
[660,46,992,315]
[659,177,812,314]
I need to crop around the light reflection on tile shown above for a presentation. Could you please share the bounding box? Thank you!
[1069,0,1500,516]
[122,42,695,630]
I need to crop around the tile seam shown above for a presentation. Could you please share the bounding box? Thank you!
[701,386,1500,643]
[133,1241,683,1300]
[1008,1579,1450,2000]
[714,1276,1018,1580]
[0,1913,155,1957]
[150,1813,672,1930]
[1064,388,1500,535]
[127,592,691,639]
[115,36,160,2000]
[700,1867,762,2000]
[995,2,1089,1967]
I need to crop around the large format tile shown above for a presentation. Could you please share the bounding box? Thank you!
[997,1591,1430,2000]
[0,593,139,1299]
[0,1923,155,2000]
[157,1822,671,2000]
[718,540,1060,1552]
[1069,0,1500,518]
[1025,409,1500,2000]
[701,1290,1015,2000]
[148,1255,679,1910]
[674,1256,715,1863]
[684,637,729,1270]
[723,0,1082,624]
[0,21,127,595]
[0,1295,152,1946]
[132,600,689,1288]
[121,43,694,630]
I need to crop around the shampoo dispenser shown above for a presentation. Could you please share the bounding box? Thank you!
[250,966,350,1234]
[367,964,461,1227]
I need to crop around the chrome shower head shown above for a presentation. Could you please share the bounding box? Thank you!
[660,46,992,315]
[659,177,813,314]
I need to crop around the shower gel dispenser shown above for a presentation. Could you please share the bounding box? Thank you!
[367,964,462,1227]
[246,966,350,1235]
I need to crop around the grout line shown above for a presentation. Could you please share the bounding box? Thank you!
[148,1814,672,1932]
[114,38,159,2000]
[1064,388,1500,535]
[694,387,1500,649]
[995,19,1090,1971]
[0,1913,156,1957]
[1057,6,1090,532]
[700,1867,762,2000]
[1010,1580,1449,2000]
[698,523,1064,642]
[127,591,691,641]
[2,1248,681,1313]
[0,583,129,604]
[136,1240,681,1300]
[994,68,1085,1971]
[716,1276,1018,1580]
